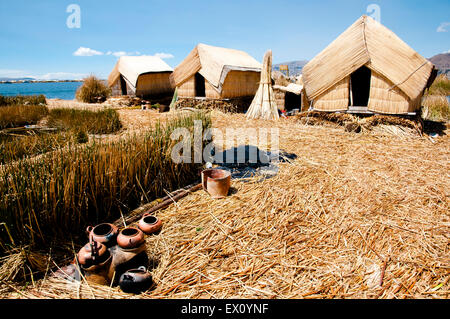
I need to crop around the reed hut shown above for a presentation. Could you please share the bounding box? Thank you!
[108,56,174,98]
[302,15,437,115]
[170,44,262,99]
[273,83,303,112]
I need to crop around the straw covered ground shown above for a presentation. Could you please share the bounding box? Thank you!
[2,111,449,299]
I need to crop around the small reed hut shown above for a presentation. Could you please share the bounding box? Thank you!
[302,15,437,115]
[170,44,262,99]
[108,56,174,98]
[273,83,303,112]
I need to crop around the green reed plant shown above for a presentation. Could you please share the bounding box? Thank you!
[0,111,211,253]
[426,74,450,96]
[0,105,49,130]
[0,95,46,107]
[47,108,122,134]
[76,76,111,103]
[0,132,76,165]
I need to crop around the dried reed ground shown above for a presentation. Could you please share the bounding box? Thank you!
[4,111,450,299]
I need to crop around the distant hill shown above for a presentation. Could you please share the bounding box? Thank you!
[429,53,450,76]
[273,60,309,77]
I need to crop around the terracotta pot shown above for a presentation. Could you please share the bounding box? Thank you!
[86,223,119,247]
[138,214,162,235]
[201,169,231,198]
[119,266,153,294]
[108,245,148,285]
[77,240,110,269]
[117,227,145,249]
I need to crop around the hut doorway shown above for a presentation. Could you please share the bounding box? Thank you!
[120,75,128,95]
[349,66,371,107]
[285,92,302,112]
[195,73,206,97]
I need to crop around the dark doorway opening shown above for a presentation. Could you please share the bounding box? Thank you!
[120,75,127,95]
[350,66,371,107]
[195,73,206,97]
[285,92,302,112]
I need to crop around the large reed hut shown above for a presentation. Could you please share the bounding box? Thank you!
[302,15,437,115]
[170,44,262,99]
[108,56,174,98]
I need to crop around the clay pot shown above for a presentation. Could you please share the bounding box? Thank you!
[117,227,145,249]
[138,214,162,235]
[119,266,153,294]
[77,240,110,269]
[108,245,148,285]
[86,223,119,247]
[201,169,231,199]
[53,263,81,282]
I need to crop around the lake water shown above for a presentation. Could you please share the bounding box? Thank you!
[0,82,83,100]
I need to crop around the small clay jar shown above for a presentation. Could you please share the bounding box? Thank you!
[201,169,231,199]
[119,266,153,294]
[86,223,119,247]
[77,240,110,269]
[138,214,162,235]
[117,227,145,249]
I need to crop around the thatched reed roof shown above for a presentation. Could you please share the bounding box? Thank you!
[302,15,435,101]
[108,56,173,88]
[170,44,262,94]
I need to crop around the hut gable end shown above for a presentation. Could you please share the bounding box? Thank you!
[303,15,435,104]
[170,44,262,95]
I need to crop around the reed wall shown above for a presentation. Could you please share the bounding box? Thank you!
[177,71,260,99]
[313,77,350,111]
[136,72,173,97]
[177,76,196,98]
[368,71,413,114]
[219,71,260,98]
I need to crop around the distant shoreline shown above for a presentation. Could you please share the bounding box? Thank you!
[0,80,85,84]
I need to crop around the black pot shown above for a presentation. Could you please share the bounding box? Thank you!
[119,266,153,294]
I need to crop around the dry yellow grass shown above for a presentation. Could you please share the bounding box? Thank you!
[2,111,449,299]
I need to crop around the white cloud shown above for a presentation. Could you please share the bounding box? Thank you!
[153,52,174,59]
[112,51,128,57]
[37,72,87,80]
[79,49,176,60]
[105,51,140,57]
[437,22,450,32]
[104,51,174,59]
[0,69,88,80]
[0,69,34,78]
[73,47,104,56]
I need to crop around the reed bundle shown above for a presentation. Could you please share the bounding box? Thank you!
[297,112,423,137]
[246,50,279,120]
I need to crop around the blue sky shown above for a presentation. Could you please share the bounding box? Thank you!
[0,0,448,80]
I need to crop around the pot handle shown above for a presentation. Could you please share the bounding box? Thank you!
[142,212,150,218]
[86,226,93,235]
[138,266,147,272]
[201,170,208,191]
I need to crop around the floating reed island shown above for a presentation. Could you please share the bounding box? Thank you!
[3,111,448,299]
